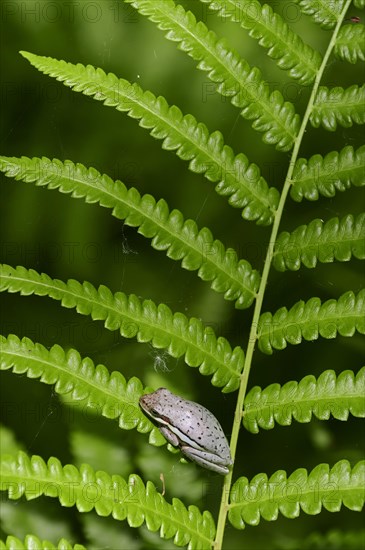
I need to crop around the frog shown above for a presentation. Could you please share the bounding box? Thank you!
[139,388,233,475]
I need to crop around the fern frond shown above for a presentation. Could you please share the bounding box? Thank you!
[291,0,346,29]
[20,51,278,225]
[0,155,259,309]
[0,334,165,443]
[290,145,365,201]
[229,460,365,529]
[243,367,365,433]
[311,85,365,130]
[273,213,365,271]
[0,265,243,391]
[0,452,215,549]
[258,289,365,354]
[0,535,86,550]
[124,0,300,151]
[335,24,365,63]
[199,0,322,85]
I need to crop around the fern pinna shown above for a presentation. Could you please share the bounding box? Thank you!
[0,1,364,549]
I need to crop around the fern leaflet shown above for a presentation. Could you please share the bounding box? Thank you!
[311,85,365,130]
[124,0,300,151]
[258,289,365,354]
[199,0,322,84]
[20,50,278,225]
[273,213,365,271]
[335,24,365,63]
[0,452,215,549]
[0,536,86,550]
[0,155,260,309]
[0,334,166,443]
[291,0,346,29]
[229,460,365,528]
[291,145,365,201]
[243,367,365,433]
[0,264,243,391]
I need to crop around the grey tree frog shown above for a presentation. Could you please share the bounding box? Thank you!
[139,388,233,475]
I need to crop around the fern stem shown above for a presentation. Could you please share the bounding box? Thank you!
[214,2,353,548]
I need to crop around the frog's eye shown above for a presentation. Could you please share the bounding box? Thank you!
[149,407,164,417]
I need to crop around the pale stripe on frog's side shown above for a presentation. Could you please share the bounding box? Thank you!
[139,388,233,475]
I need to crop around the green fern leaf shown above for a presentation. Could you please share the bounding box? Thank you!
[20,51,278,225]
[199,0,322,85]
[124,0,300,151]
[0,155,259,309]
[243,367,365,433]
[273,213,365,271]
[0,452,215,549]
[0,535,86,550]
[311,85,365,130]
[0,334,165,443]
[0,265,242,391]
[229,460,365,528]
[335,24,365,63]
[290,145,365,201]
[291,0,346,29]
[258,289,365,354]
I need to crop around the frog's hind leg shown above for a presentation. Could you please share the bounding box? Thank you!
[181,446,230,475]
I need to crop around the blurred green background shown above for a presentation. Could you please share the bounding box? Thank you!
[1,1,364,549]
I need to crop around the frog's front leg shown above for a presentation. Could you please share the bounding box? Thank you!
[181,445,231,475]
[158,425,180,447]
